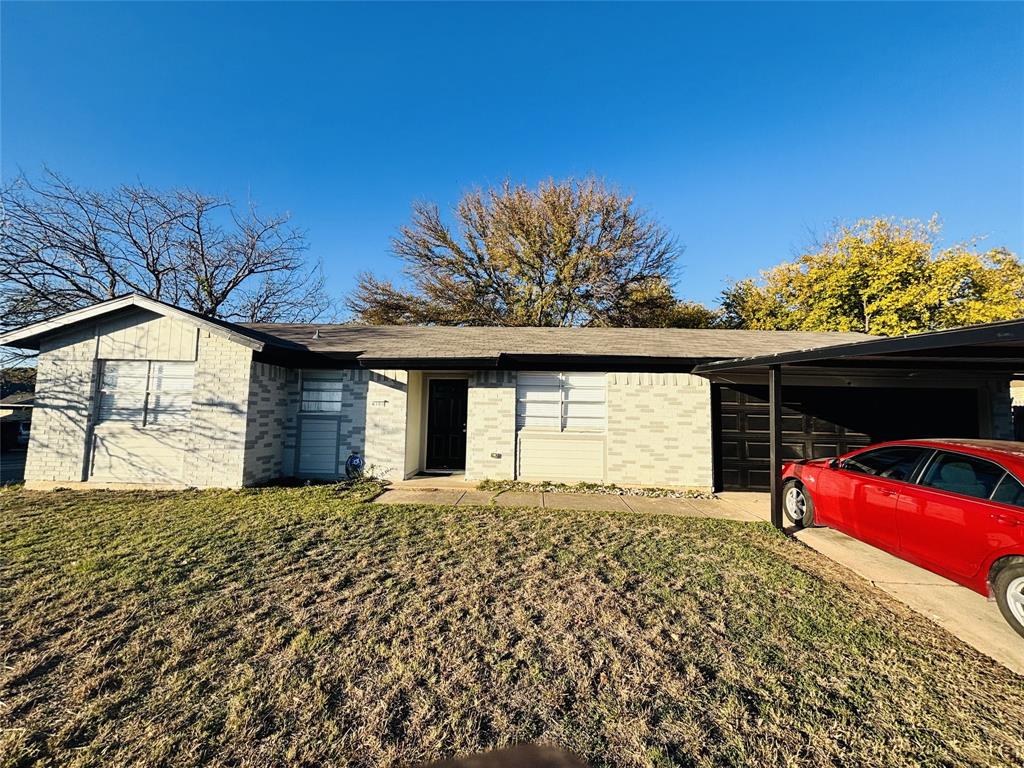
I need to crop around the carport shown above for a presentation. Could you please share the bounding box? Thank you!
[693,318,1024,530]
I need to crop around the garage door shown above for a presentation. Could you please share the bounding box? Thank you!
[89,360,193,483]
[715,385,980,491]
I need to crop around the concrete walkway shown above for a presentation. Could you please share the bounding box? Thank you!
[375,484,1023,674]
[374,486,764,521]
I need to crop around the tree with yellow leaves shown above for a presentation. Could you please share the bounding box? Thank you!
[719,217,1024,335]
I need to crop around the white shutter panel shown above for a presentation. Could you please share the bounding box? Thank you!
[147,362,194,425]
[98,360,148,423]
[561,373,606,431]
[516,373,562,430]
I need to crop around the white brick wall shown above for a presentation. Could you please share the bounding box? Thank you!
[363,370,409,481]
[24,312,255,489]
[465,371,517,481]
[465,370,714,489]
[24,325,98,483]
[181,332,253,487]
[605,372,714,489]
[284,369,408,482]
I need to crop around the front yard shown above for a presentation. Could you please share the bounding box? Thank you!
[1,484,1022,768]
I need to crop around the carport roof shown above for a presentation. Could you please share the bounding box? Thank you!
[692,317,1024,375]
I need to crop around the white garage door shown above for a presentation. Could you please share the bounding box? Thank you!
[89,360,193,483]
[516,372,607,483]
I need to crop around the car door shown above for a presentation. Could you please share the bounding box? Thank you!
[814,445,932,551]
[895,450,1010,580]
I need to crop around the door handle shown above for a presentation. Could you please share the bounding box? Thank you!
[990,513,1022,526]
[877,488,899,497]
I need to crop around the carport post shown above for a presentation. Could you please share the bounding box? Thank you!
[768,364,784,530]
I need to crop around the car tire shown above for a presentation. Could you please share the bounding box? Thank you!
[782,480,814,529]
[993,559,1024,639]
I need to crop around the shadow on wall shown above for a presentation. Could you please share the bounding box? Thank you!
[293,369,409,483]
[27,367,249,486]
[29,364,414,487]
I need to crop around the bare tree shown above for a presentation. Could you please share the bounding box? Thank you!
[0,169,332,332]
[347,176,706,327]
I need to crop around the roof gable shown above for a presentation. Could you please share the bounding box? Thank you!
[0,295,276,352]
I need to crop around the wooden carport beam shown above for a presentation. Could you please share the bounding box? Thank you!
[769,364,784,531]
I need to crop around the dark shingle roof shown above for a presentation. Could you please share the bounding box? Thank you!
[0,392,33,407]
[241,323,872,362]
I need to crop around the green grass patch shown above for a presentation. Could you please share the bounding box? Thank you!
[0,483,1021,767]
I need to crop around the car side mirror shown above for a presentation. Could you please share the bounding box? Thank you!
[828,458,842,470]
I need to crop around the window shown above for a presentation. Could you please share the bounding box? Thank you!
[301,370,344,412]
[843,445,930,482]
[98,360,193,426]
[991,474,1024,508]
[918,451,1006,500]
[516,372,606,432]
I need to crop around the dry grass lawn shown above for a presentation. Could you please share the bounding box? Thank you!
[1,483,1022,768]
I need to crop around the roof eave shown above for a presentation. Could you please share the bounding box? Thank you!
[692,319,1024,375]
[355,356,501,369]
[0,294,266,352]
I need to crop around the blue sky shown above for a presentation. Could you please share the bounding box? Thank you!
[3,1,1022,310]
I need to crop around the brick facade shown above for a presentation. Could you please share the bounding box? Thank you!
[465,371,517,481]
[24,315,256,489]
[604,372,714,489]
[20,305,1014,492]
[23,325,98,483]
[364,370,409,480]
[182,332,253,488]
[284,369,408,482]
[243,362,293,485]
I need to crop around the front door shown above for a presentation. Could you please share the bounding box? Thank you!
[426,379,468,471]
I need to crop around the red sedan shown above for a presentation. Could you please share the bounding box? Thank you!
[781,439,1024,638]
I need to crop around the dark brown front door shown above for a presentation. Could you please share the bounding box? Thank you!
[426,379,468,471]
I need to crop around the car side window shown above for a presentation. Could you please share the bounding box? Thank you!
[918,452,1005,500]
[991,474,1024,508]
[842,446,930,482]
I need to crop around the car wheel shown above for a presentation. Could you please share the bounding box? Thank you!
[782,480,814,529]
[994,560,1024,639]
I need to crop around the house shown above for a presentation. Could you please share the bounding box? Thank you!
[0,391,33,452]
[0,295,1014,491]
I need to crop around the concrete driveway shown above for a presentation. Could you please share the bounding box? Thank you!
[793,524,1024,675]
[377,482,1023,675]
[699,492,1023,675]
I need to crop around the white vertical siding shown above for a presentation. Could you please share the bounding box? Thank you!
[96,309,198,361]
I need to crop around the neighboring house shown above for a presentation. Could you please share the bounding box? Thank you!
[1012,381,1024,441]
[0,295,1014,491]
[0,390,33,420]
[0,391,33,448]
